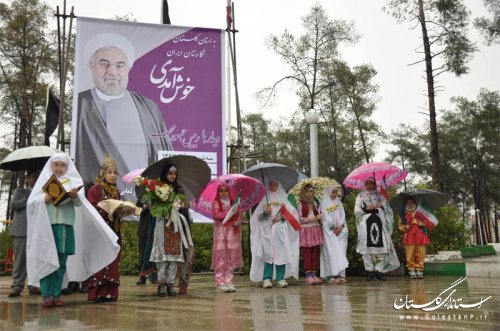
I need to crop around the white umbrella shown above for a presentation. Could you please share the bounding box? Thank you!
[0,146,61,171]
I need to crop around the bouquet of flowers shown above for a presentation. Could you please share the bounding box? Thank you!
[134,176,184,218]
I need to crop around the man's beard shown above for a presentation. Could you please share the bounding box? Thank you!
[94,75,127,96]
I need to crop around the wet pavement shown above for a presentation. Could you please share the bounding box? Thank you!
[1,274,498,330]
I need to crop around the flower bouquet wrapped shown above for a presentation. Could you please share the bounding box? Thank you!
[134,176,184,218]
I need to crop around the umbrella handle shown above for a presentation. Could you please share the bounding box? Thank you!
[260,168,269,204]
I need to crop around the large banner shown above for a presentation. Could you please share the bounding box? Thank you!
[71,17,225,201]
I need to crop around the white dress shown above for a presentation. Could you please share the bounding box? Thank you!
[319,187,349,278]
[249,182,300,282]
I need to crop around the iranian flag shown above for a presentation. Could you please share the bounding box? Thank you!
[414,199,438,231]
[222,192,240,226]
[279,204,301,231]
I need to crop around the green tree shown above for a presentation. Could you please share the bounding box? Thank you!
[386,123,431,188]
[0,0,57,150]
[385,0,476,190]
[262,4,358,118]
[439,89,499,243]
[474,0,500,45]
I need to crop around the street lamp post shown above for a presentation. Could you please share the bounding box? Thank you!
[305,108,320,177]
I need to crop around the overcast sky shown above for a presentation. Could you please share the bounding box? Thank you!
[10,0,500,157]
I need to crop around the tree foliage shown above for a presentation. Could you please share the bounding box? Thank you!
[474,0,500,45]
[385,0,477,190]
[387,89,499,243]
[0,0,58,149]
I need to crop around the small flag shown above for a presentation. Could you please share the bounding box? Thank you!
[44,88,60,147]
[414,199,438,231]
[222,192,240,226]
[379,174,389,201]
[226,0,233,29]
[162,0,171,25]
[279,204,301,231]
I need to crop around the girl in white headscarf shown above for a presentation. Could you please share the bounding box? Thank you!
[354,176,400,281]
[249,178,300,288]
[26,153,120,307]
[320,185,349,283]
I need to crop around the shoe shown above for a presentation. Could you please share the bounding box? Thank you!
[409,269,417,279]
[306,275,316,285]
[53,299,64,307]
[416,270,424,279]
[226,283,236,292]
[375,271,386,281]
[330,277,341,284]
[277,280,288,288]
[339,277,347,283]
[262,279,273,289]
[366,271,375,281]
[216,285,230,293]
[61,288,72,295]
[136,277,147,285]
[157,283,167,297]
[104,296,117,302]
[28,286,41,295]
[166,285,177,297]
[8,289,21,298]
[88,297,104,304]
[313,276,322,285]
[79,285,89,293]
[41,300,54,308]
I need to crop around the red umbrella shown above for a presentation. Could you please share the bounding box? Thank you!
[343,162,407,189]
[193,174,265,218]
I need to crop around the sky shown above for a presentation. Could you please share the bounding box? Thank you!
[35,0,499,160]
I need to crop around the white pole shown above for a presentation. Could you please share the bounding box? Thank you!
[305,109,320,177]
[310,123,318,177]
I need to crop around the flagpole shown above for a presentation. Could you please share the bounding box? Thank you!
[55,1,75,152]
[226,1,246,172]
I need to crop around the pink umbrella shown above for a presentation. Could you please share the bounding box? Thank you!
[343,162,407,189]
[194,174,266,217]
[121,168,146,184]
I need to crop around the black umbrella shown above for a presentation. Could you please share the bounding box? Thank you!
[0,146,61,171]
[390,189,449,214]
[141,155,211,201]
[242,163,299,191]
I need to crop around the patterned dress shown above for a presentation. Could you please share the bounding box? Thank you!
[87,184,121,302]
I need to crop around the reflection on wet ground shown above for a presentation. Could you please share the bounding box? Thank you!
[1,275,498,330]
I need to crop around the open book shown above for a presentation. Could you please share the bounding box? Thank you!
[42,174,82,206]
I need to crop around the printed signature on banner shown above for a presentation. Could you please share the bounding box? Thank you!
[151,126,221,148]
[393,277,492,312]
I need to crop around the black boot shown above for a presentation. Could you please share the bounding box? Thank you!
[166,285,177,297]
[157,283,167,297]
[366,271,375,281]
[375,271,386,281]
[136,276,147,285]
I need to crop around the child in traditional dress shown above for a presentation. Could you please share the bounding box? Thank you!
[249,178,300,288]
[211,184,243,293]
[398,198,433,279]
[33,153,81,307]
[86,156,121,303]
[149,164,193,297]
[27,153,120,308]
[320,185,349,283]
[354,177,400,281]
[298,183,323,285]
